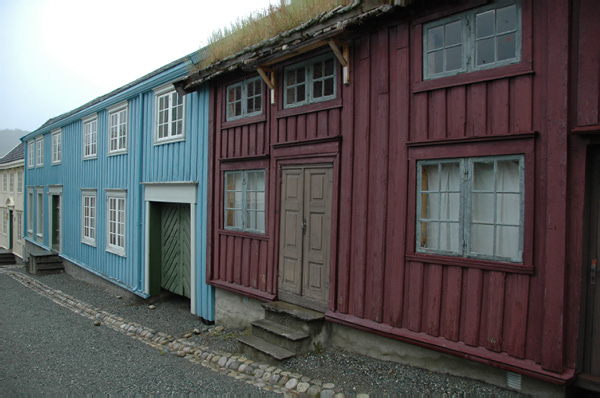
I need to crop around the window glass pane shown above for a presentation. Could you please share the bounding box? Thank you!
[445,45,463,71]
[476,37,495,66]
[445,21,462,46]
[314,61,322,79]
[497,33,516,61]
[286,88,296,105]
[439,222,460,251]
[497,5,516,34]
[473,162,494,191]
[471,223,494,255]
[496,193,520,225]
[440,162,460,191]
[428,26,444,49]
[324,78,334,96]
[286,70,296,86]
[423,221,439,250]
[441,192,460,221]
[428,51,444,74]
[313,81,323,98]
[472,193,494,223]
[495,225,520,258]
[421,193,440,219]
[496,160,520,191]
[324,59,334,76]
[421,164,439,191]
[476,10,496,38]
[297,84,306,102]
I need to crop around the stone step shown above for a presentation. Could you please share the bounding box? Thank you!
[237,334,296,364]
[251,318,310,353]
[0,253,16,265]
[262,301,325,336]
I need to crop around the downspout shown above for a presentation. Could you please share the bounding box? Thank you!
[135,92,147,296]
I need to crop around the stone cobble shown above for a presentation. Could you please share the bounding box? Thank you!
[2,269,345,397]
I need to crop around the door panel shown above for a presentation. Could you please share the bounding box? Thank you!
[279,165,332,311]
[51,195,60,251]
[160,204,191,298]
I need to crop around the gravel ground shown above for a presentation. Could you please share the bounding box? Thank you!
[11,265,526,397]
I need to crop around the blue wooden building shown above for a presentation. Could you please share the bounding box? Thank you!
[22,53,214,320]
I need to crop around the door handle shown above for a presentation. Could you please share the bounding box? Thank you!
[301,218,307,233]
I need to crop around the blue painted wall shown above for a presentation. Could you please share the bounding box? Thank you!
[23,57,214,320]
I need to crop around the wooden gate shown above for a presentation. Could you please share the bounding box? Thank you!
[278,165,332,312]
[160,203,191,298]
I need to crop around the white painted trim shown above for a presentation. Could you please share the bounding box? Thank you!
[190,204,196,315]
[47,185,63,253]
[143,182,197,204]
[145,202,150,295]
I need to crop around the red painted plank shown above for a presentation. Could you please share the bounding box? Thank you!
[503,273,530,359]
[287,116,297,142]
[446,86,466,138]
[429,89,447,140]
[411,93,428,141]
[510,75,532,133]
[226,235,234,282]
[307,112,318,140]
[258,239,268,292]
[462,268,483,346]
[481,271,506,352]
[317,110,328,138]
[278,118,286,144]
[241,237,251,286]
[490,79,509,135]
[328,107,340,137]
[423,264,443,336]
[250,239,259,289]
[441,266,463,342]
[405,261,424,332]
[296,114,307,141]
[466,83,487,136]
[241,125,249,157]
[233,236,243,284]
[248,124,256,157]
[576,0,600,126]
[383,40,409,326]
[257,123,266,155]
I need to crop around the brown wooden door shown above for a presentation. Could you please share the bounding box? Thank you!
[583,147,600,387]
[279,165,332,312]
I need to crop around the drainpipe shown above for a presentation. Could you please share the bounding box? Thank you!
[136,92,145,295]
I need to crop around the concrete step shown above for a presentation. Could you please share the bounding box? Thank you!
[0,252,16,265]
[237,334,296,365]
[262,301,325,337]
[29,254,64,274]
[251,318,310,353]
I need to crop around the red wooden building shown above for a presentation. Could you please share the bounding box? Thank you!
[177,0,600,394]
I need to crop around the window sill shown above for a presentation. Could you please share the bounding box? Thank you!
[413,61,533,93]
[405,252,533,274]
[51,162,61,166]
[108,150,127,157]
[218,228,269,241]
[222,114,267,129]
[154,136,185,146]
[81,239,96,248]
[83,156,97,161]
[106,247,126,257]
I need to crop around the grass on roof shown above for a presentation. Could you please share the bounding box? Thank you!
[198,0,352,69]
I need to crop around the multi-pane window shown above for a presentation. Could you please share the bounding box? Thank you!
[83,115,98,159]
[27,189,34,235]
[108,104,128,154]
[82,190,97,246]
[52,129,62,164]
[16,211,22,241]
[27,141,35,168]
[224,170,265,233]
[2,209,7,235]
[2,173,6,192]
[17,171,22,193]
[416,155,524,263]
[36,137,44,167]
[9,173,14,193]
[36,190,44,239]
[226,77,263,120]
[155,87,184,143]
[423,0,521,79]
[106,191,126,256]
[284,54,336,108]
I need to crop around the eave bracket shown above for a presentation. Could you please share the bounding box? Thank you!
[328,40,350,85]
[257,67,276,105]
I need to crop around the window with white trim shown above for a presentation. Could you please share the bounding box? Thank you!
[81,190,97,246]
[2,209,8,235]
[27,188,34,236]
[155,86,185,143]
[2,173,6,192]
[284,54,336,108]
[226,77,263,120]
[51,129,62,164]
[17,171,22,193]
[224,170,265,233]
[106,190,126,256]
[36,137,44,167]
[27,141,35,168]
[108,103,128,154]
[416,155,524,263]
[16,211,22,241]
[423,0,521,80]
[9,172,14,193]
[83,115,98,159]
[36,189,44,240]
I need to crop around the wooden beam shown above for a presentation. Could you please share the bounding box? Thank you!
[328,40,350,85]
[257,67,276,105]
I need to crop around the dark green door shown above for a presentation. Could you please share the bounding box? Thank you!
[51,195,60,251]
[160,203,191,298]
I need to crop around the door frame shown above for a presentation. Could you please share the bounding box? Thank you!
[143,182,197,314]
[47,185,62,253]
[272,142,340,312]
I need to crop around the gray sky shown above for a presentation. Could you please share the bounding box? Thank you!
[0,0,275,132]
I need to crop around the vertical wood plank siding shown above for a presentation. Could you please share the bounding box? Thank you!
[204,0,595,381]
[24,64,213,320]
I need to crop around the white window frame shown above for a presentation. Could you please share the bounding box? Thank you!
[108,102,128,155]
[17,171,22,193]
[81,189,97,246]
[9,172,14,193]
[106,190,126,256]
[27,187,34,236]
[82,114,98,160]
[2,209,8,235]
[36,188,44,240]
[27,141,35,169]
[36,137,44,167]
[416,154,524,263]
[423,0,521,80]
[16,211,22,242]
[154,84,185,144]
[51,129,62,165]
[226,76,263,121]
[2,173,6,192]
[224,169,266,234]
[283,54,337,109]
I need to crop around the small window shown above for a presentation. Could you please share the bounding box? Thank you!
[106,190,126,256]
[83,115,98,159]
[36,137,44,167]
[154,86,185,144]
[36,189,44,240]
[27,141,35,169]
[52,129,62,164]
[2,209,8,235]
[423,0,521,80]
[82,190,97,246]
[27,188,34,236]
[2,174,6,192]
[284,54,336,108]
[417,155,524,263]
[226,77,263,121]
[224,170,265,233]
[9,173,14,193]
[108,103,128,154]
[17,171,23,193]
[16,211,22,241]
